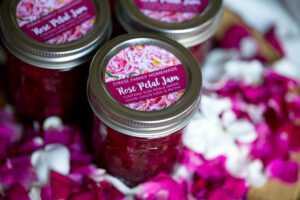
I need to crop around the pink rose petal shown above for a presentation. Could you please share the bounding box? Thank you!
[50,171,80,200]
[219,25,251,50]
[135,173,186,200]
[267,159,299,183]
[264,26,285,56]
[5,184,31,200]
[41,186,52,200]
[208,189,232,200]
[0,156,37,190]
[224,177,248,198]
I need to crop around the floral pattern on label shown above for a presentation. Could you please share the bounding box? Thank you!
[134,0,208,23]
[105,45,187,111]
[16,0,96,44]
[140,10,197,23]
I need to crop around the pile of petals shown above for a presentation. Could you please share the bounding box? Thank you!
[1,27,300,200]
[0,56,299,199]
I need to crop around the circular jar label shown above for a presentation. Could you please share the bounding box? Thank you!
[105,45,187,111]
[16,0,96,44]
[134,0,208,23]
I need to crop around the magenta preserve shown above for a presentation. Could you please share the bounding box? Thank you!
[7,54,90,123]
[93,116,184,186]
[88,33,202,185]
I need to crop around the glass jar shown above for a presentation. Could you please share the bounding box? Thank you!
[88,33,202,186]
[0,0,111,125]
[115,0,223,65]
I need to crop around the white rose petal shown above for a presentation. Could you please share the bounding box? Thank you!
[246,160,268,187]
[240,37,259,59]
[222,110,237,126]
[200,95,232,119]
[226,119,258,143]
[202,49,239,89]
[173,165,190,180]
[273,58,300,81]
[43,116,63,130]
[184,117,238,160]
[225,147,250,178]
[224,60,264,84]
[31,144,70,184]
[92,174,134,195]
[29,187,41,200]
[245,104,264,123]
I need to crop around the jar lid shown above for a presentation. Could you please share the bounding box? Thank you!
[0,0,111,69]
[115,0,223,48]
[88,33,202,138]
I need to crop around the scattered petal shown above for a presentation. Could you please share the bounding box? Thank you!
[135,173,186,200]
[31,144,70,184]
[266,159,299,183]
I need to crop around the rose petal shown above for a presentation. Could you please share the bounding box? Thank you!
[50,171,80,200]
[265,26,285,56]
[0,122,22,145]
[5,184,31,200]
[219,25,251,50]
[10,137,43,156]
[208,189,232,200]
[135,173,186,200]
[43,116,63,131]
[273,59,300,81]
[31,144,70,184]
[0,156,37,190]
[246,160,267,187]
[41,187,52,200]
[267,159,299,183]
[224,177,248,198]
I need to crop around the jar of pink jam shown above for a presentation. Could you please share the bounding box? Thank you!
[88,33,202,186]
[115,0,223,66]
[0,0,111,124]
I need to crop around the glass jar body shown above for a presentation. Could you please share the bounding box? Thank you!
[188,38,212,67]
[7,53,91,125]
[92,116,184,186]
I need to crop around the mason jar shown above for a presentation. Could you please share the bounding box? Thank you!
[88,33,202,186]
[0,0,111,125]
[115,0,223,66]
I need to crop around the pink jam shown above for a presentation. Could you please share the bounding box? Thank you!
[7,53,90,125]
[188,38,213,66]
[92,116,184,186]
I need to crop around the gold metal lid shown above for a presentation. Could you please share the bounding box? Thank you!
[0,0,111,69]
[115,0,223,48]
[88,33,202,138]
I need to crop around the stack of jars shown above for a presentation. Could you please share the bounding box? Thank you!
[0,0,222,186]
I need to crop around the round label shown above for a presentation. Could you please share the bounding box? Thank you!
[134,0,208,23]
[105,45,187,111]
[16,0,96,44]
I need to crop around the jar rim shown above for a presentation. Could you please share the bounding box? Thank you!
[115,0,223,48]
[88,33,202,138]
[0,0,111,69]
